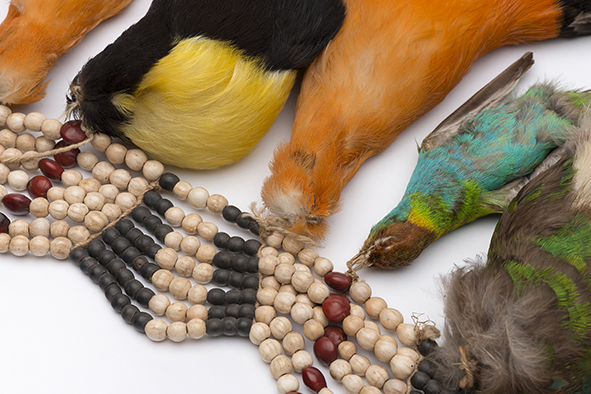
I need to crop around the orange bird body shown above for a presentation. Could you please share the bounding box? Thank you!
[262,0,591,240]
[0,0,133,105]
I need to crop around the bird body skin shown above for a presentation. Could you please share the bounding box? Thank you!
[426,120,591,394]
[0,0,133,104]
[68,0,345,170]
[261,0,591,240]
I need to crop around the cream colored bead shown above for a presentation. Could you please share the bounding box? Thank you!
[155,248,178,270]
[279,284,297,295]
[181,213,202,234]
[46,186,65,202]
[63,186,86,204]
[206,193,228,213]
[312,306,329,327]
[274,263,295,284]
[261,276,281,291]
[257,288,278,306]
[170,181,191,201]
[277,252,294,265]
[187,187,209,209]
[186,284,207,304]
[7,170,29,191]
[49,237,72,260]
[364,320,381,333]
[68,203,89,223]
[294,248,316,267]
[366,364,389,388]
[295,294,314,308]
[35,136,55,153]
[350,281,372,304]
[1,148,21,170]
[6,113,26,133]
[61,170,83,187]
[0,105,9,126]
[356,327,380,351]
[0,129,16,148]
[124,148,147,171]
[383,379,406,394]
[255,305,277,325]
[164,231,183,250]
[9,235,28,256]
[23,112,46,131]
[389,354,415,380]
[360,386,381,394]
[396,323,418,347]
[29,197,49,218]
[314,257,334,277]
[92,161,115,183]
[0,163,9,183]
[264,232,284,249]
[192,263,213,284]
[342,374,364,394]
[165,207,185,227]
[269,316,292,339]
[396,347,420,362]
[187,318,207,339]
[0,184,6,201]
[105,143,127,165]
[259,338,283,363]
[149,294,171,316]
[79,178,101,193]
[375,339,398,363]
[29,236,50,257]
[99,184,119,203]
[365,297,387,319]
[319,388,334,394]
[282,236,303,255]
[260,246,278,258]
[175,256,196,277]
[350,354,371,376]
[145,319,168,342]
[282,331,305,356]
[77,151,99,171]
[50,221,69,238]
[274,292,296,315]
[9,219,29,237]
[330,359,352,382]
[186,304,208,321]
[379,334,398,345]
[142,160,164,181]
[84,211,109,233]
[20,157,39,171]
[307,282,330,304]
[0,234,9,253]
[379,308,404,331]
[90,133,112,152]
[196,221,217,241]
[169,277,191,300]
[49,200,69,220]
[291,270,314,293]
[41,119,62,140]
[127,177,149,196]
[249,322,271,345]
[67,226,90,244]
[15,133,35,151]
[115,192,137,210]
[293,263,310,273]
[258,255,280,276]
[109,169,132,190]
[166,302,188,322]
[101,203,122,222]
[195,244,216,263]
[338,341,357,361]
[350,303,366,319]
[290,302,313,325]
[152,269,174,291]
[276,374,299,394]
[180,236,200,255]
[343,315,365,337]
[270,355,292,379]
[291,350,313,373]
[29,218,50,237]
[303,319,324,341]
[167,321,187,342]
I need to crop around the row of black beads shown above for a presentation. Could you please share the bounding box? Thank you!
[206,288,257,305]
[213,232,261,257]
[221,204,260,237]
[212,250,258,274]
[205,316,252,337]
[411,340,457,394]
[211,268,259,290]
[69,247,153,333]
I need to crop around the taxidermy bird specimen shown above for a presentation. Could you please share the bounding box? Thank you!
[422,120,591,394]
[67,0,345,170]
[351,52,591,270]
[0,0,133,105]
[261,0,591,241]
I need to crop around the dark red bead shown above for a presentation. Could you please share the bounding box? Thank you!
[325,272,353,293]
[2,193,31,215]
[302,366,327,392]
[60,120,86,144]
[27,175,52,199]
[39,158,64,180]
[324,325,347,346]
[322,294,350,323]
[53,140,79,168]
[0,212,9,233]
[313,336,338,366]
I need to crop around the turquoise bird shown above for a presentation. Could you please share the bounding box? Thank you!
[422,118,591,394]
[349,52,591,270]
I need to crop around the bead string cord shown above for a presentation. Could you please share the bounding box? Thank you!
[0,106,443,394]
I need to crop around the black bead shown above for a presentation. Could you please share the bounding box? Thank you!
[207,288,227,305]
[154,224,173,242]
[238,304,256,319]
[236,317,253,337]
[235,213,252,229]
[101,227,120,245]
[231,254,248,273]
[154,198,174,216]
[140,263,159,280]
[132,312,153,333]
[418,339,438,356]
[88,264,108,283]
[110,293,131,312]
[124,228,143,243]
[134,235,154,254]
[225,304,240,318]
[411,371,430,390]
[222,205,241,223]
[131,206,151,224]
[245,257,259,273]
[114,219,134,236]
[86,238,106,258]
[221,317,237,336]
[226,236,245,253]
[143,215,162,232]
[226,289,242,305]
[121,304,139,325]
[121,246,141,265]
[208,305,226,320]
[116,268,135,287]
[79,256,98,275]
[213,232,230,248]
[98,273,117,290]
[124,279,144,299]
[145,244,162,259]
[104,283,122,301]
[249,220,260,236]
[241,275,259,290]
[143,190,162,209]
[69,247,88,264]
[106,259,126,275]
[131,256,149,272]
[212,269,231,286]
[97,250,117,266]
[212,251,232,269]
[228,272,244,289]
[158,172,180,191]
[418,360,437,378]
[424,379,443,394]
[111,236,132,256]
[205,318,223,337]
[243,239,262,257]
[135,287,155,307]
[242,289,257,305]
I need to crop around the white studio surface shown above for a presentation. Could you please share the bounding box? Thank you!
[0,1,590,393]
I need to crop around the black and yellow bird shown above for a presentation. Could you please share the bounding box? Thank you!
[66,0,345,169]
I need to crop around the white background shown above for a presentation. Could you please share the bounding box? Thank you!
[1,1,590,393]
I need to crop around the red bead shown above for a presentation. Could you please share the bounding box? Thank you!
[60,120,86,144]
[0,212,10,233]
[27,175,53,199]
[313,336,338,366]
[325,272,352,292]
[2,193,31,215]
[322,294,350,323]
[302,366,327,392]
[39,158,65,180]
[324,325,347,346]
[53,140,80,168]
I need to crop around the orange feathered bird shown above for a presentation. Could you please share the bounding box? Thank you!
[261,0,591,240]
[0,0,133,105]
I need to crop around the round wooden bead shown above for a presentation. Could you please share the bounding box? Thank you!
[6,112,26,133]
[389,354,415,380]
[278,284,297,296]
[206,193,228,213]
[197,222,217,241]
[365,297,387,319]
[294,263,311,273]
[291,350,313,373]
[152,269,174,291]
[155,248,178,270]
[282,236,303,255]
[342,374,364,394]
[274,292,296,315]
[172,181,192,200]
[76,151,99,171]
[41,119,62,140]
[127,177,149,196]
[270,316,292,339]
[350,354,371,376]
[49,237,72,260]
[0,129,17,148]
[259,338,283,363]
[92,161,116,183]
[29,236,50,257]
[312,306,329,327]
[29,198,49,218]
[85,211,109,233]
[145,319,168,342]
[187,318,206,339]
[0,184,6,201]
[297,248,318,267]
[262,276,281,291]
[29,218,50,237]
[276,374,299,394]
[308,282,330,304]
[396,347,420,362]
[46,186,64,202]
[35,136,55,152]
[383,379,407,394]
[303,319,325,341]
[187,187,209,209]
[165,207,185,227]
[142,160,164,181]
[192,263,213,284]
[67,203,89,223]
[0,163,8,183]
[101,203,122,222]
[124,148,148,171]
[343,315,365,337]
[1,148,21,170]
[169,277,191,300]
[62,170,83,189]
[255,305,277,325]
[291,302,314,325]
[167,321,187,342]
[77,180,100,195]
[63,186,86,204]
[260,246,279,257]
[7,170,29,191]
[99,184,118,203]
[105,143,127,165]
[187,304,208,321]
[282,331,305,356]
[396,323,418,347]
[379,308,404,331]
[175,256,196,277]
[180,236,200,255]
[149,294,171,316]
[375,339,398,363]
[195,244,216,263]
[277,252,295,265]
[366,364,389,388]
[264,232,284,249]
[356,327,380,351]
[90,132,112,151]
[185,284,206,305]
[349,303,366,319]
[364,320,381,333]
[257,288,278,306]
[48,200,69,220]
[330,359,352,382]
[360,386,381,394]
[21,157,39,171]
[249,322,271,345]
[67,225,90,244]
[15,133,35,151]
[165,302,188,322]
[295,294,314,308]
[275,263,296,284]
[350,281,372,304]
[259,255,280,276]
[270,355,292,379]
[0,105,10,125]
[0,233,9,253]
[164,231,183,250]
[50,221,69,238]
[115,192,137,210]
[23,112,45,132]
[109,169,132,190]
[181,213,202,234]
[8,219,29,237]
[291,271,314,293]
